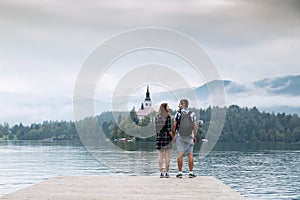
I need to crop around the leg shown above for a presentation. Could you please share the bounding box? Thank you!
[177,152,184,172]
[158,150,163,173]
[188,152,194,171]
[165,149,170,173]
[176,136,184,172]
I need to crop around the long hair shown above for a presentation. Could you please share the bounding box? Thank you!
[156,103,169,133]
[158,103,168,118]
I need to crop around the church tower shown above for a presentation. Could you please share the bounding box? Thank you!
[137,85,153,120]
[143,85,152,108]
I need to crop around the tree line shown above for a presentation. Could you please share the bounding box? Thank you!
[218,105,300,142]
[0,105,300,142]
[0,121,79,141]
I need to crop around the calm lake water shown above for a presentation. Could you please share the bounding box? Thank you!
[0,140,299,200]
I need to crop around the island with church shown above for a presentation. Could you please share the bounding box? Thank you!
[136,86,155,121]
[110,85,158,142]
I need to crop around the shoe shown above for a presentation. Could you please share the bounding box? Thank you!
[165,172,170,178]
[189,173,196,178]
[176,173,182,178]
[160,173,164,178]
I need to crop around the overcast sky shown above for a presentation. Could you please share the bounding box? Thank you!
[0,0,300,125]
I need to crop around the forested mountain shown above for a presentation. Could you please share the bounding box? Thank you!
[1,105,299,143]
[210,105,300,142]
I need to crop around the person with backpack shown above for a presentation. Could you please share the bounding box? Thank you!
[155,103,175,178]
[173,99,198,178]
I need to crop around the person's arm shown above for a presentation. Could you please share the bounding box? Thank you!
[172,121,177,139]
[193,113,198,144]
[193,122,198,144]
[173,121,177,132]
[169,131,175,140]
[167,116,175,140]
[172,113,179,140]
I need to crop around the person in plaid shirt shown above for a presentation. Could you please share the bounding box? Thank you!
[155,103,175,178]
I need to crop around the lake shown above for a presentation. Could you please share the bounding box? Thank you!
[0,140,299,200]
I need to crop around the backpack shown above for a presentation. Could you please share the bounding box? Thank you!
[178,111,194,136]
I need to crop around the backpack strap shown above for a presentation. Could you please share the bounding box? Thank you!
[175,111,181,130]
[187,111,194,123]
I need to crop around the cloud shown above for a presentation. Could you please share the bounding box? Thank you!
[0,91,73,125]
[0,0,300,124]
[209,35,300,83]
[226,92,300,109]
[225,81,300,109]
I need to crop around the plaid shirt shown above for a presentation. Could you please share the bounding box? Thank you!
[155,115,172,150]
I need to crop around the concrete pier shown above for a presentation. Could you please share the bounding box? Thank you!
[0,176,246,200]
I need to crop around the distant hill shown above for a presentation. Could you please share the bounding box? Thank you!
[93,74,300,116]
[192,74,300,97]
[149,75,300,116]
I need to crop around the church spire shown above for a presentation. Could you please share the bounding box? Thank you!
[145,85,151,101]
[136,85,153,120]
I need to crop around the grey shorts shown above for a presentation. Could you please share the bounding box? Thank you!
[176,136,194,153]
